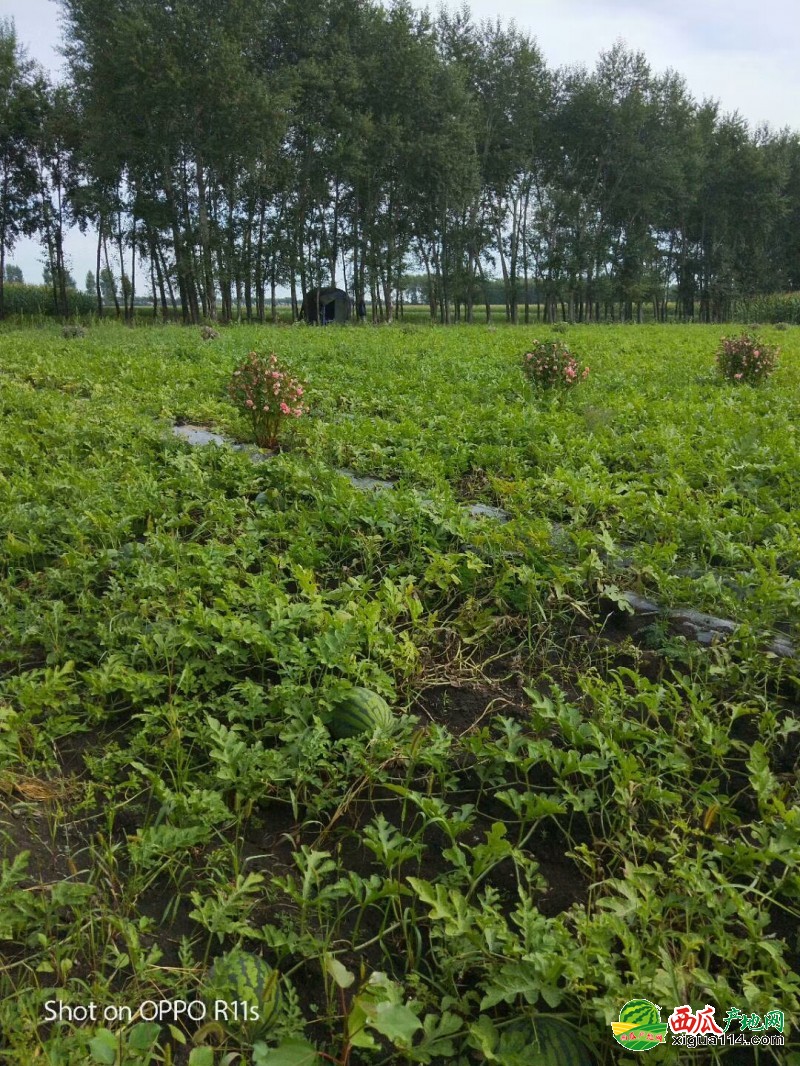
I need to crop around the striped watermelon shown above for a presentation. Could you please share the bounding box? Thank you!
[501,1017,591,1066]
[325,687,394,739]
[204,949,281,1038]
[619,1000,661,1028]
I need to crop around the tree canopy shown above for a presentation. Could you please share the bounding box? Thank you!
[1,2,798,321]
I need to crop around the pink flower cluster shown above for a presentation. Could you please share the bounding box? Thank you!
[522,339,590,391]
[228,351,308,448]
[716,332,779,385]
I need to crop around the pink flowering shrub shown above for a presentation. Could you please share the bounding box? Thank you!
[522,340,589,391]
[228,351,307,448]
[716,332,779,385]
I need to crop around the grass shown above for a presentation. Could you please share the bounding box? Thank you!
[0,320,798,1065]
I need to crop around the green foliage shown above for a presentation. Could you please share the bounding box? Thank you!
[0,20,45,315]
[0,281,94,316]
[88,1023,162,1065]
[0,322,799,1065]
[100,267,117,302]
[733,292,800,324]
[43,261,78,290]
[41,0,800,328]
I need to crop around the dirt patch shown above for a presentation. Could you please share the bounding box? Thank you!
[419,682,490,734]
[413,682,529,735]
[453,467,496,504]
[0,797,79,886]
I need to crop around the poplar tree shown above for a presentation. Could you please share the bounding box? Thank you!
[0,20,45,318]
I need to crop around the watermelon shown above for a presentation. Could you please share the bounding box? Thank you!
[619,1000,661,1028]
[204,949,281,1038]
[500,1017,592,1066]
[325,687,394,739]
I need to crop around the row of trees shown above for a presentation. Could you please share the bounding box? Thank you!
[2,2,799,324]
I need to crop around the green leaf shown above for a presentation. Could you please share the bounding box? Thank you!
[127,1022,161,1051]
[168,1025,187,1045]
[324,953,355,988]
[367,1002,423,1046]
[188,1049,215,1066]
[405,1011,463,1063]
[347,1000,379,1050]
[467,1016,500,1061]
[88,1029,118,1065]
[50,881,96,908]
[480,961,544,1010]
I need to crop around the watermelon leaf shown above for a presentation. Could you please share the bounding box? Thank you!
[480,961,545,1009]
[188,1049,215,1066]
[367,1002,423,1046]
[88,1030,118,1066]
[127,1022,160,1051]
[404,1011,463,1063]
[325,953,355,988]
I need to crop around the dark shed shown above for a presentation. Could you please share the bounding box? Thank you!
[302,286,351,325]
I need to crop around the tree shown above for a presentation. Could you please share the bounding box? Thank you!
[47,0,800,326]
[31,83,84,317]
[99,265,115,302]
[84,268,94,294]
[43,261,77,289]
[0,19,46,317]
[4,262,22,282]
[62,0,290,322]
[440,14,551,322]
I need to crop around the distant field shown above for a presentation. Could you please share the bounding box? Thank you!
[5,281,800,325]
[1,322,798,1064]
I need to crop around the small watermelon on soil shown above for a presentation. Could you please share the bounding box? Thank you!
[501,1017,592,1066]
[325,687,394,739]
[204,949,281,1038]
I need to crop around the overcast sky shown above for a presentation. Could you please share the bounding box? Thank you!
[6,0,800,290]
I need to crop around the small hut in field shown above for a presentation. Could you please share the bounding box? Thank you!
[302,287,351,325]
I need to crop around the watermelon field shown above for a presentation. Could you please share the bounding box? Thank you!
[1,321,799,1065]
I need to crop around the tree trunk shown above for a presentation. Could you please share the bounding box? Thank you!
[0,168,8,318]
[129,217,136,322]
[496,223,511,322]
[158,241,177,315]
[95,223,104,317]
[149,253,158,318]
[151,233,168,316]
[195,153,216,319]
[103,232,121,318]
